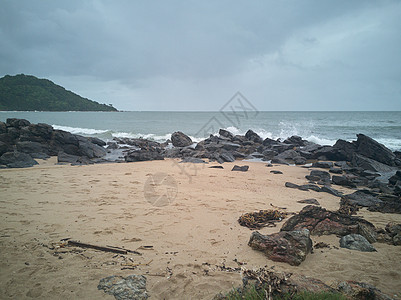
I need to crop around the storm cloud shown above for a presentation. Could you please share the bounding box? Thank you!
[1,1,400,110]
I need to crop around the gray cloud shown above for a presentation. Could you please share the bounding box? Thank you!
[1,0,400,110]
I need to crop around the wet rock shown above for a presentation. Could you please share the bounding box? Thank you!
[248,230,312,266]
[312,161,333,168]
[337,281,392,300]
[309,170,331,183]
[351,153,395,173]
[283,135,306,146]
[355,133,399,167]
[285,182,299,189]
[0,151,38,168]
[245,129,263,143]
[332,175,357,188]
[281,205,376,239]
[97,274,148,300]
[232,165,249,172]
[171,131,192,147]
[297,198,320,205]
[340,234,376,252]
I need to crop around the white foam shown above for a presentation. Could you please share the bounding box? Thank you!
[52,125,108,135]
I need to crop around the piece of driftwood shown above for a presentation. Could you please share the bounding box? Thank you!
[68,240,130,254]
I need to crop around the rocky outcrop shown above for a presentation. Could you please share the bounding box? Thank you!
[340,234,376,252]
[248,230,312,266]
[0,151,38,168]
[281,205,377,241]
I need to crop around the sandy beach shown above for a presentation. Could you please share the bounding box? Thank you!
[0,159,400,299]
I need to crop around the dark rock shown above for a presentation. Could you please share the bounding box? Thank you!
[221,142,240,151]
[262,137,278,146]
[0,151,38,168]
[355,133,399,166]
[248,230,312,266]
[297,198,320,205]
[320,185,342,197]
[329,167,343,174]
[340,234,376,252]
[0,141,10,156]
[334,161,352,170]
[219,129,234,139]
[351,153,395,173]
[337,281,393,300]
[283,135,306,146]
[265,163,273,167]
[16,141,49,155]
[342,190,382,208]
[232,165,249,172]
[125,150,164,162]
[53,130,79,146]
[58,151,80,164]
[245,130,263,143]
[0,121,7,134]
[293,156,307,165]
[285,182,299,189]
[299,184,321,192]
[314,242,330,249]
[78,140,107,158]
[332,175,357,188]
[281,205,377,239]
[88,137,106,147]
[107,142,119,150]
[305,175,321,182]
[313,140,355,161]
[385,222,401,246]
[171,131,192,147]
[220,152,235,162]
[312,161,333,168]
[180,157,207,163]
[6,118,31,128]
[309,170,331,183]
[389,170,401,186]
[97,274,148,300]
[209,165,224,169]
[270,170,283,174]
[271,157,290,165]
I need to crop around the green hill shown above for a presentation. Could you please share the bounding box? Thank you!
[0,74,117,111]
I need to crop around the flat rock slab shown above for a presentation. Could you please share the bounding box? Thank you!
[297,198,320,205]
[340,234,376,252]
[209,165,224,169]
[248,230,312,266]
[232,165,249,172]
[98,274,148,300]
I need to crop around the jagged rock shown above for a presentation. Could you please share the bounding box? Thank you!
[342,190,382,208]
[262,137,278,147]
[58,151,80,164]
[312,161,333,168]
[293,156,307,165]
[78,140,107,158]
[221,142,240,151]
[219,129,234,139]
[232,165,249,172]
[340,234,376,252]
[97,274,148,300]
[313,140,355,161]
[220,152,235,162]
[337,281,392,300]
[297,198,320,205]
[320,185,342,197]
[88,137,107,147]
[0,151,38,168]
[389,170,401,186]
[283,135,306,146]
[262,149,278,160]
[308,170,331,183]
[351,153,395,173]
[248,230,312,266]
[171,131,192,147]
[281,205,376,239]
[332,175,357,188]
[245,130,263,143]
[16,141,49,157]
[355,133,399,166]
[385,222,401,245]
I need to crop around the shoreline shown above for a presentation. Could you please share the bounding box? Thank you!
[1,159,400,299]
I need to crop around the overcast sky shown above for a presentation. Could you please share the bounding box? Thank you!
[1,1,400,111]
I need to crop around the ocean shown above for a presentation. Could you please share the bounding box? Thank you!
[1,111,400,151]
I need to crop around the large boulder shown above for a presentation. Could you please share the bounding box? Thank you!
[351,153,395,173]
[171,131,192,147]
[6,118,31,128]
[219,129,234,139]
[125,149,164,162]
[0,151,38,168]
[355,134,399,166]
[342,190,382,208]
[78,140,107,158]
[281,205,377,240]
[248,230,312,266]
[332,175,357,188]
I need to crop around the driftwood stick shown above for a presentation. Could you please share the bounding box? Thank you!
[68,240,128,254]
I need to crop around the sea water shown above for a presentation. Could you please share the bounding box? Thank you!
[1,111,400,151]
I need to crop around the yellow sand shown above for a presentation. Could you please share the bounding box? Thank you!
[0,158,400,299]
